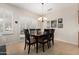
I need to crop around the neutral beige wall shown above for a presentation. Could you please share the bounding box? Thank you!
[47,4,79,45]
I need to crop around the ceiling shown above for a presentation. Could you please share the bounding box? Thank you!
[10,3,75,16]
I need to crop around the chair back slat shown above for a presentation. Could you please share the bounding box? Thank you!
[24,29,30,41]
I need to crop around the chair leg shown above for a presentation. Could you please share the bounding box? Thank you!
[52,39,54,45]
[34,44,35,47]
[42,43,45,52]
[49,39,52,47]
[47,41,50,48]
[34,44,35,48]
[24,43,26,50]
[28,45,30,54]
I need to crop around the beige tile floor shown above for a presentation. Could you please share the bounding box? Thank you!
[6,40,79,55]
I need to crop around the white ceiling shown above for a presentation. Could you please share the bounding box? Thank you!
[10,3,75,16]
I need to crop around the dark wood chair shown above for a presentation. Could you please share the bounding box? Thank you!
[24,29,36,54]
[29,29,36,35]
[44,29,55,45]
[49,29,55,45]
[38,29,50,52]
[37,29,41,35]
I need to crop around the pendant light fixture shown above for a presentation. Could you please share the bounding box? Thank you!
[38,3,47,22]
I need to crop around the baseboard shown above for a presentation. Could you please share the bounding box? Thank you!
[55,39,78,46]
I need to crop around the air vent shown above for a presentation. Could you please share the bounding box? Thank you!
[48,8,52,11]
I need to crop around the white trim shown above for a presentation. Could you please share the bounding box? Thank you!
[55,39,78,46]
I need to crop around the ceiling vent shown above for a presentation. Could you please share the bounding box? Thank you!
[48,8,52,11]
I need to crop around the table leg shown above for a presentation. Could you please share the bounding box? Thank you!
[36,39,38,53]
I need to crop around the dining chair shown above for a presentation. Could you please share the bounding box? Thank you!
[38,29,50,52]
[30,29,36,35]
[49,29,55,45]
[44,29,50,34]
[44,29,55,45]
[37,29,41,35]
[24,29,36,54]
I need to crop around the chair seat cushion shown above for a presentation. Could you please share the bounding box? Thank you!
[38,39,48,43]
[26,37,36,43]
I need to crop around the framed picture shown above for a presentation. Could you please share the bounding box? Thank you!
[58,23,63,28]
[51,20,57,28]
[58,18,63,23]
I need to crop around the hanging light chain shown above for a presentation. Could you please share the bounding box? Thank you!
[38,3,47,22]
[42,3,44,22]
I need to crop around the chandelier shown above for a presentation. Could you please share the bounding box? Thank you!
[38,3,47,22]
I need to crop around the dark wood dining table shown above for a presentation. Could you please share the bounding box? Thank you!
[31,34,44,53]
